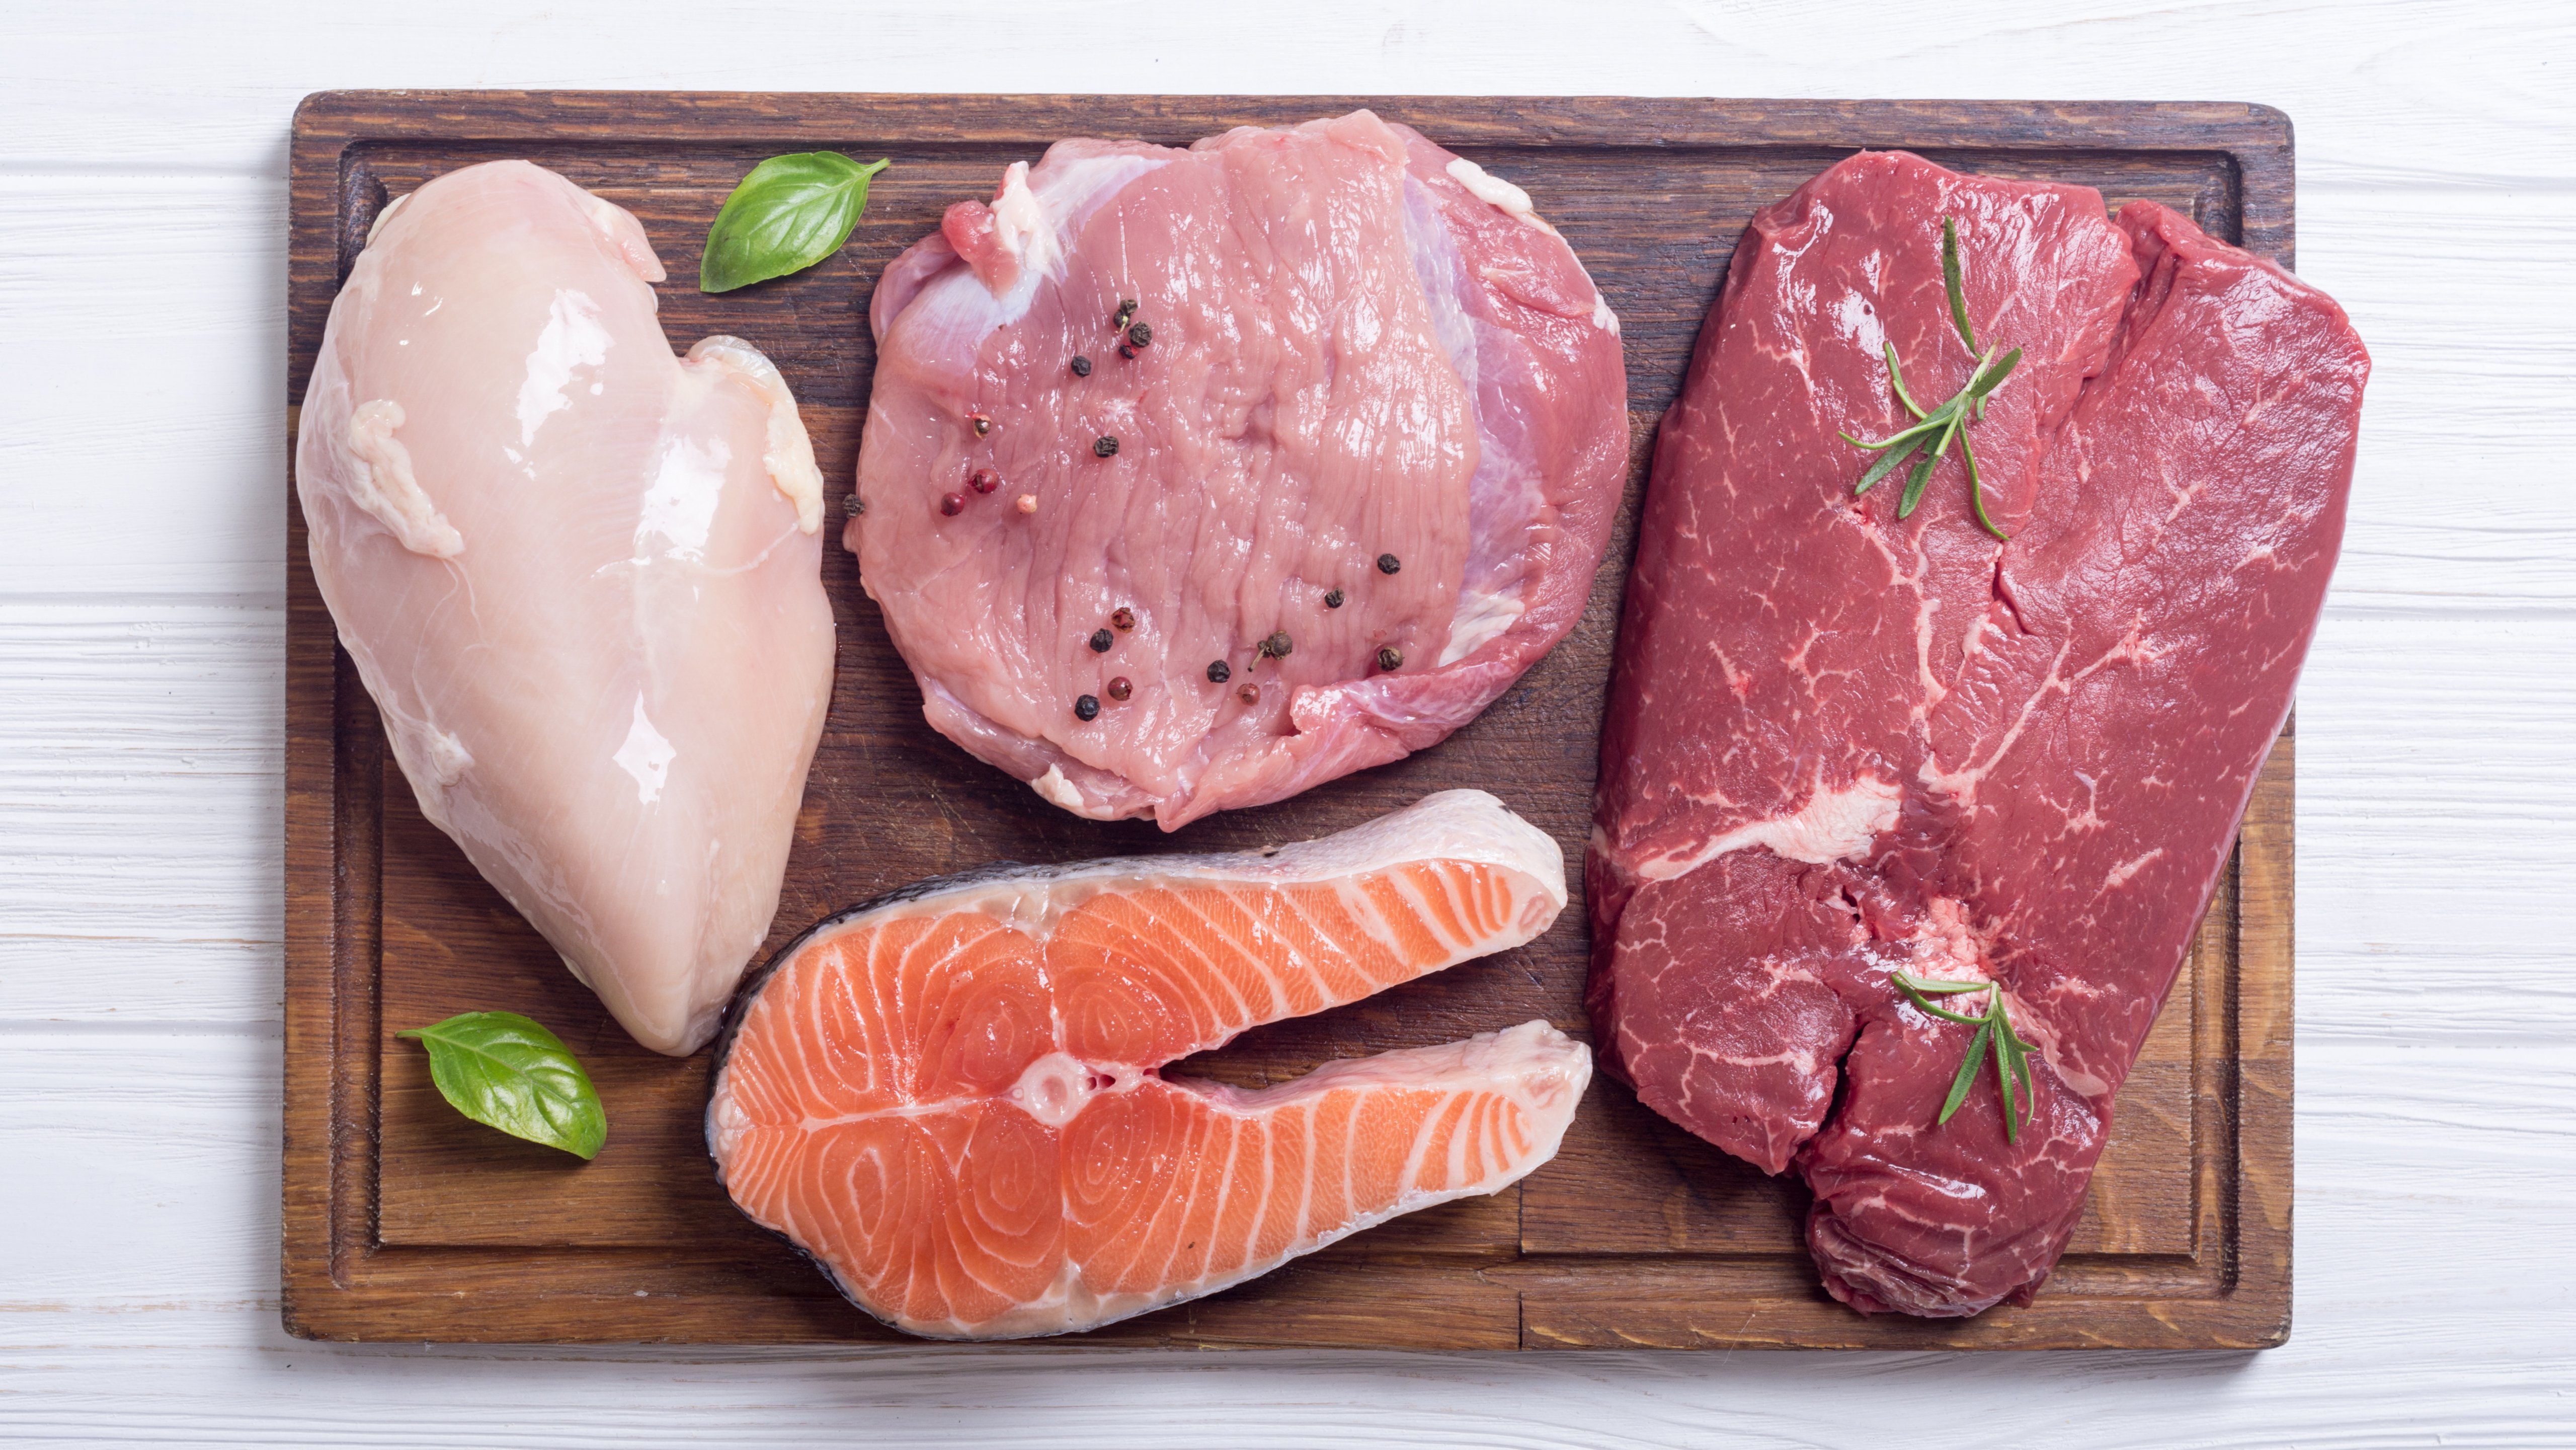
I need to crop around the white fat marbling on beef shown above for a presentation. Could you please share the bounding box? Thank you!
[1588,152,2368,1317]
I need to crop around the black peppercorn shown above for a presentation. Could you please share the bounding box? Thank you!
[1206,660,1231,683]
[1323,588,1344,609]
[1377,646,1404,671]
[1074,694,1101,722]
[1117,342,1138,360]
[1112,299,1137,330]
[846,493,864,515]
[1088,629,1113,653]
[1070,355,1092,377]
[1094,435,1119,457]
[1126,321,1152,348]
[1261,630,1293,659]
[1377,553,1401,575]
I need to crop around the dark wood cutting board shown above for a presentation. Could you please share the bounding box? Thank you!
[284,93,2296,1349]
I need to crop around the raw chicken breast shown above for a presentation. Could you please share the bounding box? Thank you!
[851,111,1629,830]
[708,790,1589,1339]
[295,160,835,1056]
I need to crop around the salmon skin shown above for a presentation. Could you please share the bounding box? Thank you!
[705,789,1589,1340]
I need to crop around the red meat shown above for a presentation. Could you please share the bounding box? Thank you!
[1588,152,2367,1316]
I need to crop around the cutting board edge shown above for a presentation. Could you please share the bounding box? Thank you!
[280,92,2295,1349]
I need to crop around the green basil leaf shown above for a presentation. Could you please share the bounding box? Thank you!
[397,1011,606,1160]
[700,152,891,294]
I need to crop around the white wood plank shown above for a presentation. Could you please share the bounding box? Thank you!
[2298,608,2576,999]
[2301,185,2576,608]
[2,1347,2567,1450]
[0,1034,279,1312]
[3,0,2571,185]
[0,177,285,601]
[0,602,281,1024]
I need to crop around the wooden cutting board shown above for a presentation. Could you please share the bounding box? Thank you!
[283,93,2295,1349]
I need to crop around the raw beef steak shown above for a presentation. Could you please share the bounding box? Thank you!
[851,110,1628,830]
[1587,152,2367,1316]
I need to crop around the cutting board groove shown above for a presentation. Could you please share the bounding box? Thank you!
[284,93,2294,1348]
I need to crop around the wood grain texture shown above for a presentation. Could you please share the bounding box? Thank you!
[276,92,2297,1350]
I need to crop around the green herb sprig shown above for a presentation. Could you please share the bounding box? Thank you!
[700,152,891,294]
[1839,217,2023,541]
[1890,970,2037,1142]
[398,1011,607,1160]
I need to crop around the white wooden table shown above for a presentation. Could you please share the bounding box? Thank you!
[5,3,2570,1444]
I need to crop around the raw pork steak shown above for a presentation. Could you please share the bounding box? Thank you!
[850,110,1627,830]
[1588,152,2367,1316]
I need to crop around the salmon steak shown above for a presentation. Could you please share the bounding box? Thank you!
[704,790,1589,1339]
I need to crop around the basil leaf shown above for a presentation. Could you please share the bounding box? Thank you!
[700,152,891,294]
[397,1011,606,1160]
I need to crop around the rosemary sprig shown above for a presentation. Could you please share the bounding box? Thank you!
[1942,212,1977,353]
[1838,216,2022,542]
[1890,970,2037,1142]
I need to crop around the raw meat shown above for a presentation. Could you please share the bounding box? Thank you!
[706,789,1589,1339]
[850,110,1628,830]
[296,160,835,1056]
[1587,152,2368,1316]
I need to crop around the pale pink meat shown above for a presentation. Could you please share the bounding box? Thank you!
[850,111,1628,830]
[295,161,835,1055]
